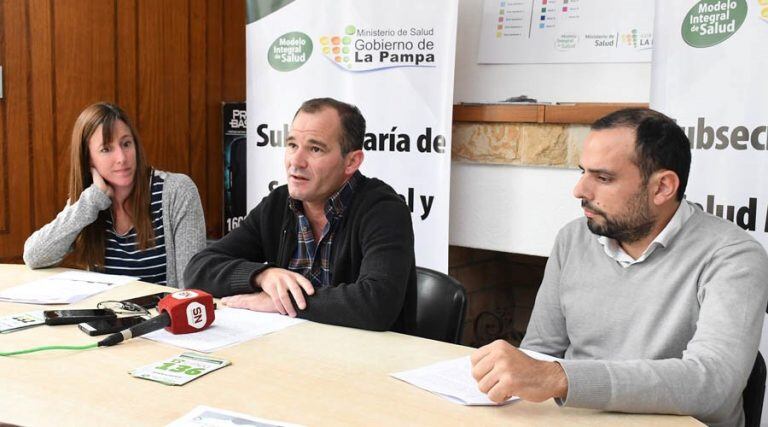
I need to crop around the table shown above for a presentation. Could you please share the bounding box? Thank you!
[0,265,702,426]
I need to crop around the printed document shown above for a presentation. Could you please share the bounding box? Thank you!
[0,310,46,333]
[391,348,559,405]
[144,307,305,353]
[167,405,303,427]
[0,271,136,304]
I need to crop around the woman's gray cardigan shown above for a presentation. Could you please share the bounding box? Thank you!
[23,171,206,288]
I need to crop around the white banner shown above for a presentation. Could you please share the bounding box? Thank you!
[651,0,768,421]
[651,0,768,248]
[245,0,458,272]
[478,0,654,64]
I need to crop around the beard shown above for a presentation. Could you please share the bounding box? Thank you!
[582,189,655,244]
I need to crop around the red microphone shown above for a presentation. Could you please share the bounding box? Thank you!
[156,290,215,333]
[98,290,215,347]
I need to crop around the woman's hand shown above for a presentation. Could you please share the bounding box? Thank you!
[91,167,114,198]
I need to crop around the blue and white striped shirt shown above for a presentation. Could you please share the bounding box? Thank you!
[103,172,167,284]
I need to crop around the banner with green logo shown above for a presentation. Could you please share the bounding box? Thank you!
[651,1,768,416]
[245,0,459,272]
[652,0,767,247]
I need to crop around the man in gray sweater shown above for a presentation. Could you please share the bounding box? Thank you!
[471,108,768,427]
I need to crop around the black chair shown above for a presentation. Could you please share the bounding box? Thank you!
[404,266,467,344]
[744,352,766,427]
[744,304,768,427]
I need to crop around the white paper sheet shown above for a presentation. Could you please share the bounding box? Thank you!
[0,271,137,304]
[391,348,559,405]
[167,405,304,427]
[143,307,306,353]
[0,310,46,333]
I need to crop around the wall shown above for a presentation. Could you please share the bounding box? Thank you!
[448,0,652,255]
[450,163,581,256]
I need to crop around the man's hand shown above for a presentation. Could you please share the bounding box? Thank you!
[470,339,568,403]
[252,267,315,317]
[221,292,277,313]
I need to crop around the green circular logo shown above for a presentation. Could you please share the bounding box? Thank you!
[268,32,313,72]
[681,0,747,48]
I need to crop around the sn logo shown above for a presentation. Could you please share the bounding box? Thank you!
[186,302,207,329]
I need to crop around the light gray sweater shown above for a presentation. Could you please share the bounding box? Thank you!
[521,202,768,427]
[23,170,206,288]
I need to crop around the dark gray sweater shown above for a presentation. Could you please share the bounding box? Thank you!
[184,174,417,332]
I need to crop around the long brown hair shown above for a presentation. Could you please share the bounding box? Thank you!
[69,102,154,269]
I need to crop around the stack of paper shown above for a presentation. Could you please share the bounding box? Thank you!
[167,405,303,427]
[143,307,306,352]
[0,311,46,333]
[0,271,136,304]
[391,349,559,405]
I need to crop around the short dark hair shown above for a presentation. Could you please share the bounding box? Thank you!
[293,97,366,155]
[592,108,691,201]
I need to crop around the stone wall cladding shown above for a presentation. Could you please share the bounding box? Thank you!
[452,122,589,168]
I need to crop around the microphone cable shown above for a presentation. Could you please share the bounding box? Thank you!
[97,311,170,347]
[0,343,98,356]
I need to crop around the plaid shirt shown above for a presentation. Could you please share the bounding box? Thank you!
[287,172,360,288]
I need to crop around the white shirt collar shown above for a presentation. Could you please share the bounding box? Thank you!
[597,201,694,268]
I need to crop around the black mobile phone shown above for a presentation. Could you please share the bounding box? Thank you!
[121,292,170,309]
[43,309,116,326]
[78,316,147,336]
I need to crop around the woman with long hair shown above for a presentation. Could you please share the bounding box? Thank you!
[23,102,206,287]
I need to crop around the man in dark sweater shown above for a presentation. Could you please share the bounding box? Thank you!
[184,98,416,332]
